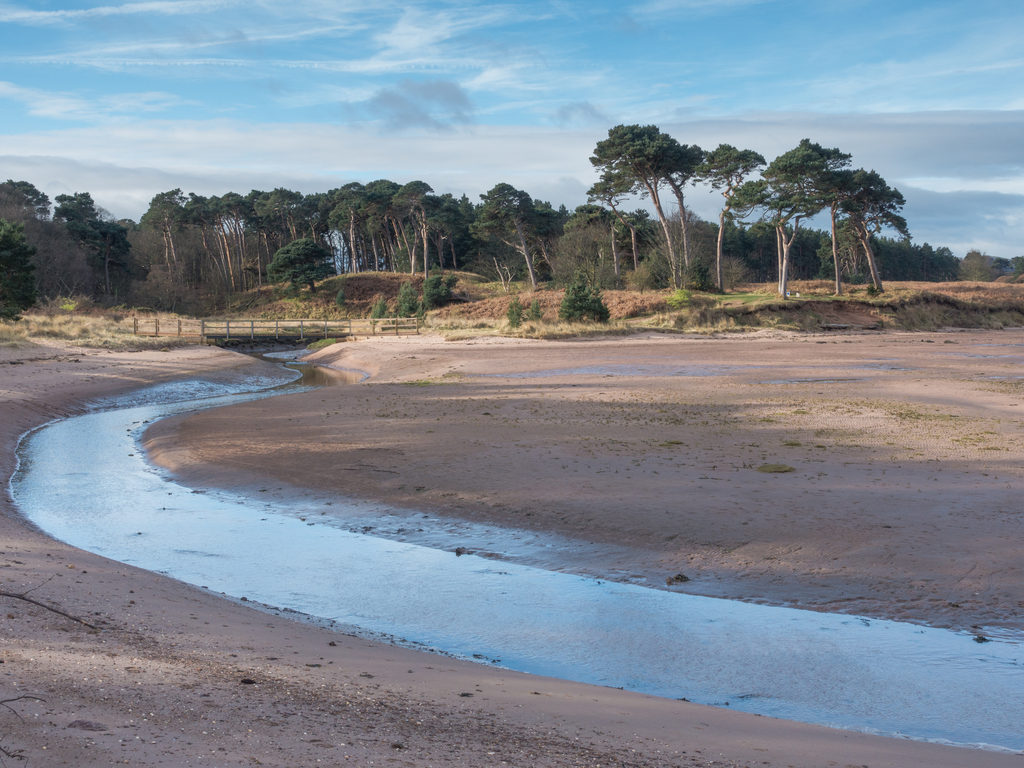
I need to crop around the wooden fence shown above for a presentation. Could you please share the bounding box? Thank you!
[132,317,419,340]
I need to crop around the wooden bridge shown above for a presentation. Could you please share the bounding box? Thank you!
[133,317,419,342]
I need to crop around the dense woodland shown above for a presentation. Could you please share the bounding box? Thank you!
[2,125,1021,317]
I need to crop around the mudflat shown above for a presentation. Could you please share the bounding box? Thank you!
[151,329,1024,633]
[1,333,1021,767]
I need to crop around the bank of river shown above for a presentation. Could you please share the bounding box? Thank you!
[11,361,1024,753]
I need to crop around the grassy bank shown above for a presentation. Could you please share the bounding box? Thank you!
[5,277,1023,347]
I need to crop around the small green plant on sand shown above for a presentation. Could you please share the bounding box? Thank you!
[370,296,389,319]
[559,280,609,322]
[507,296,524,328]
[529,298,542,321]
[666,289,692,310]
[757,464,796,473]
[397,281,420,317]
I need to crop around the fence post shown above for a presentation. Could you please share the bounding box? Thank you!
[178,319,182,337]
[275,320,279,340]
[201,319,205,340]
[250,320,254,340]
[133,317,138,335]
[300,320,304,340]
[226,320,230,340]
[155,318,160,336]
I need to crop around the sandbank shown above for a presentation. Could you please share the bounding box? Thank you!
[1,334,1020,766]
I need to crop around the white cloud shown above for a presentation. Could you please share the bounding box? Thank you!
[0,80,188,120]
[0,0,243,25]
[1,110,1021,257]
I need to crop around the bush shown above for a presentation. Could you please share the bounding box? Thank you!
[507,295,524,328]
[682,260,716,292]
[370,296,389,318]
[334,286,345,307]
[627,262,659,294]
[558,281,610,323]
[396,281,420,316]
[529,298,542,322]
[422,274,458,309]
[666,289,691,310]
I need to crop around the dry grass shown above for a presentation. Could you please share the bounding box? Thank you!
[431,289,668,323]
[424,315,634,341]
[0,312,193,350]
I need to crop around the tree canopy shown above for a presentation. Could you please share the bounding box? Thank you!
[267,238,335,292]
[0,219,37,319]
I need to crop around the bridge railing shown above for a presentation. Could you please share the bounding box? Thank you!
[132,317,419,339]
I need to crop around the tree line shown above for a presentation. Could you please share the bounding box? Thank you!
[2,125,1005,316]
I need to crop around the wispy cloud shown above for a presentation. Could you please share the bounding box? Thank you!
[631,0,774,17]
[0,81,188,119]
[0,0,242,25]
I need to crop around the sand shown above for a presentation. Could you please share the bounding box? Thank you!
[2,332,1022,767]
[151,329,1024,633]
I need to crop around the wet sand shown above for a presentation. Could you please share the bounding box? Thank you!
[150,329,1024,633]
[1,335,1022,766]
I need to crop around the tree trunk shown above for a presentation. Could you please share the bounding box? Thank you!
[421,221,429,279]
[667,183,692,270]
[348,215,358,275]
[716,209,727,292]
[371,232,380,271]
[610,225,621,285]
[512,219,538,289]
[103,243,112,297]
[856,228,884,292]
[776,227,784,292]
[608,203,639,270]
[777,222,801,297]
[831,205,842,296]
[640,179,679,288]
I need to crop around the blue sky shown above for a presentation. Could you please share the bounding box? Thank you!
[1,0,1022,257]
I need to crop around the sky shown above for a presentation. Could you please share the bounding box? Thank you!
[1,0,1022,258]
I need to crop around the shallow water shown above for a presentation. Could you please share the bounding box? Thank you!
[10,370,1024,753]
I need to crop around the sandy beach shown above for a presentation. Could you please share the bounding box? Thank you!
[2,332,1023,767]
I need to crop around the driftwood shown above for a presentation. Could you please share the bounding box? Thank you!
[0,695,45,763]
[0,576,99,630]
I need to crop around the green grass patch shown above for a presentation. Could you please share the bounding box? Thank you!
[757,464,796,473]
[306,337,342,350]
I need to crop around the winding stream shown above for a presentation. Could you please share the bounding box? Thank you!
[10,358,1024,753]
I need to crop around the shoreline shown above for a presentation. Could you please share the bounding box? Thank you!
[1,337,1022,766]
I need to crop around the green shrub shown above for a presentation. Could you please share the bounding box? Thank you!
[334,286,345,307]
[558,281,610,323]
[627,261,659,294]
[370,296,389,318]
[529,298,542,321]
[422,274,458,309]
[666,289,692,310]
[396,281,420,316]
[507,295,524,328]
[683,261,716,292]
